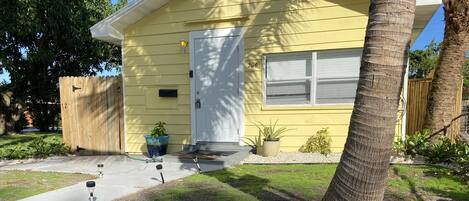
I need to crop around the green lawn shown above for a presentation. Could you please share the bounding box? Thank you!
[0,170,95,201]
[117,164,469,201]
[0,132,62,147]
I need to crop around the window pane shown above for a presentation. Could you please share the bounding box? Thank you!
[266,80,311,105]
[266,52,312,81]
[316,79,358,104]
[317,49,361,79]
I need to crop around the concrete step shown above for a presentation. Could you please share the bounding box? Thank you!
[195,142,251,152]
[163,146,251,171]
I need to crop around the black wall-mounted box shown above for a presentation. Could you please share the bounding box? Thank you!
[159,89,178,97]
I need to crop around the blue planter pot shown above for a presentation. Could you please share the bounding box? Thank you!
[144,135,169,157]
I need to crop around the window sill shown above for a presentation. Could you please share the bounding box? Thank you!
[261,104,354,111]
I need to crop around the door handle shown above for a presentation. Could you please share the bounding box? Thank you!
[195,98,201,109]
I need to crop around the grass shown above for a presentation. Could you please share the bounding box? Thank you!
[0,170,95,201]
[117,164,469,201]
[0,132,62,147]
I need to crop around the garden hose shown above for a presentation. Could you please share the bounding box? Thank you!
[125,154,163,163]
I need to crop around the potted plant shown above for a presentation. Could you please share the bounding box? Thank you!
[244,132,263,155]
[144,121,169,157]
[255,120,291,157]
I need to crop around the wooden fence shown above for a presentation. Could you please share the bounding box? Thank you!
[59,76,124,154]
[406,78,463,139]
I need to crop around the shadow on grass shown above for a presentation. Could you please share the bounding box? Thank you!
[420,167,469,201]
[203,171,309,201]
[140,170,311,201]
[148,181,254,201]
[392,166,425,201]
[391,165,469,201]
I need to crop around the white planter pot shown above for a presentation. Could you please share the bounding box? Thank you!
[262,140,280,157]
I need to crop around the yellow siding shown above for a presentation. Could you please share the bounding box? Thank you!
[123,0,404,153]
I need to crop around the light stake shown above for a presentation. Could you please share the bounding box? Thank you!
[193,155,201,173]
[86,181,96,201]
[97,164,104,177]
[156,164,165,184]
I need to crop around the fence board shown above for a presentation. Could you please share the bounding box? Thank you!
[59,76,124,154]
[406,78,463,140]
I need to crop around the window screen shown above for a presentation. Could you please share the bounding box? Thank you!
[264,49,361,105]
[316,49,361,104]
[265,52,312,105]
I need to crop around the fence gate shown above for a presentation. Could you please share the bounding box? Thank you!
[406,78,463,140]
[59,76,124,154]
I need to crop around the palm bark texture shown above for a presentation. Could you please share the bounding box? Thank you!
[322,0,416,200]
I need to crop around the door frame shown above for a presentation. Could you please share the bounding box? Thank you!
[189,27,245,145]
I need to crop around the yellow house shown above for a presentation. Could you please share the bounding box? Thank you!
[91,0,440,154]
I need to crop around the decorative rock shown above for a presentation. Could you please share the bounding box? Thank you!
[242,152,425,165]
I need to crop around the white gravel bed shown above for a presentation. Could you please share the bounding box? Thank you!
[242,152,426,164]
[242,152,342,164]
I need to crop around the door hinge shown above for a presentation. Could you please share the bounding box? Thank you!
[72,85,81,92]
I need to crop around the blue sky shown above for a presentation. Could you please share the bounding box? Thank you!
[0,4,445,83]
[412,5,444,50]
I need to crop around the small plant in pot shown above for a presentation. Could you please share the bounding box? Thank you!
[144,121,169,158]
[244,132,263,155]
[255,120,291,157]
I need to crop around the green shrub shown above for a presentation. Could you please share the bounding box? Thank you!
[0,136,69,160]
[425,137,455,163]
[394,129,469,175]
[453,142,469,174]
[426,138,469,175]
[0,144,34,159]
[45,136,70,155]
[393,129,430,157]
[299,128,332,155]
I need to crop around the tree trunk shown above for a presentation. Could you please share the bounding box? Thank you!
[322,0,416,200]
[425,0,469,138]
[0,91,25,135]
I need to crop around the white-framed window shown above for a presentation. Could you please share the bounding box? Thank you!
[265,52,312,105]
[264,48,361,105]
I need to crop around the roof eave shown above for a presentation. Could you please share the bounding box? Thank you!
[90,0,169,45]
[90,0,442,45]
[412,1,442,42]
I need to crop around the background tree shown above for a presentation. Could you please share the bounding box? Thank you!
[322,0,416,200]
[409,40,440,78]
[0,0,125,134]
[425,0,469,137]
[409,40,469,87]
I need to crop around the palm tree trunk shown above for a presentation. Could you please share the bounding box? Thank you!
[322,0,416,200]
[425,0,469,138]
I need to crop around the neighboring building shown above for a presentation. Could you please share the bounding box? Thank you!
[91,0,440,154]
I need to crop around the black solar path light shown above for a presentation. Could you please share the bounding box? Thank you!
[97,164,104,177]
[86,181,96,201]
[156,164,165,184]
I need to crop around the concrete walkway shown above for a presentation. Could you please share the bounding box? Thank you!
[0,155,230,201]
